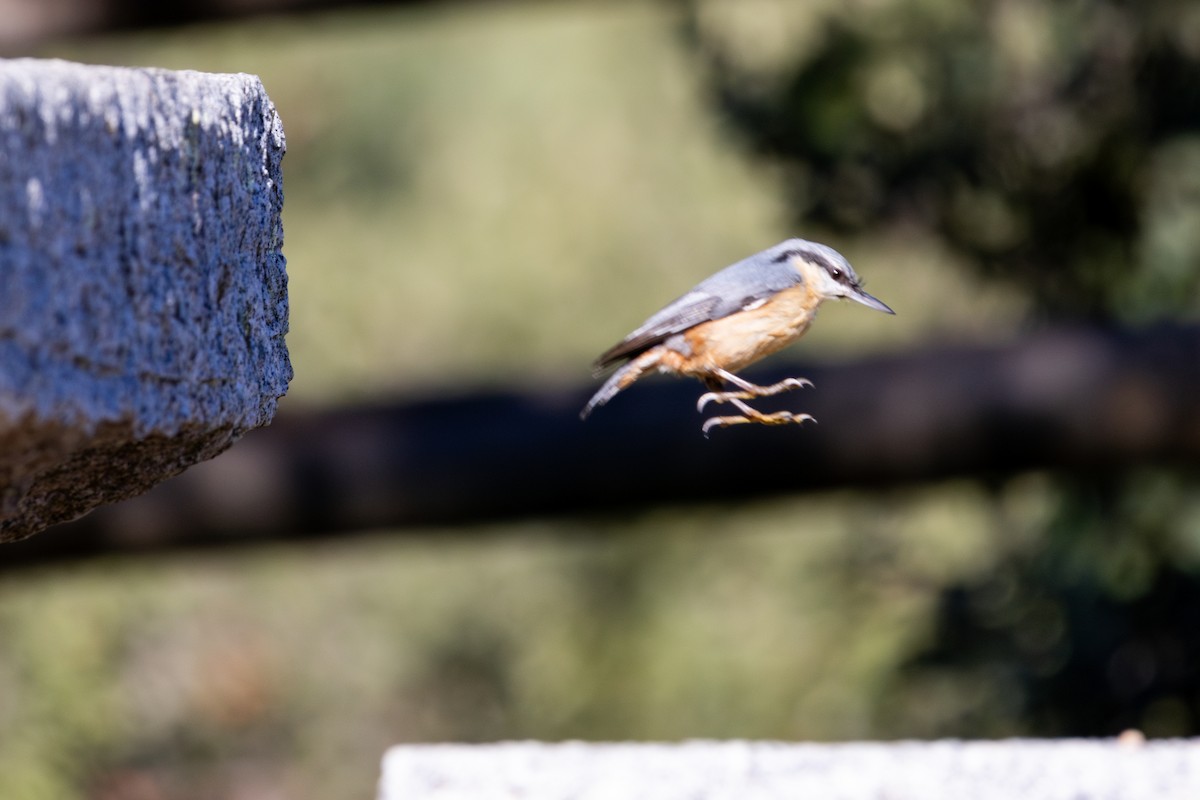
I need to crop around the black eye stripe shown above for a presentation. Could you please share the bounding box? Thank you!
[773,248,856,284]
[773,249,835,270]
[807,254,835,272]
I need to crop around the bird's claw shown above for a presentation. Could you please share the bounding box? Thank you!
[779,377,813,391]
[701,411,816,437]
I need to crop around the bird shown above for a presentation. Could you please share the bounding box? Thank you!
[580,238,894,434]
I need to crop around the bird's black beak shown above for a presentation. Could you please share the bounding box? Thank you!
[849,286,895,314]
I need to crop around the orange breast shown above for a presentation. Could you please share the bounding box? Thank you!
[678,284,821,375]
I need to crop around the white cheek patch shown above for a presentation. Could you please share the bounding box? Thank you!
[794,259,826,286]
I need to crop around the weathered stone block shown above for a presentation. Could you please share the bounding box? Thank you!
[0,58,291,541]
[378,739,1200,800]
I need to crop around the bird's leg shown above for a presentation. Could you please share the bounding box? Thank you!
[701,407,815,436]
[696,369,812,413]
[696,369,815,435]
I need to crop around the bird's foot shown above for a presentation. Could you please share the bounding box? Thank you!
[696,377,812,413]
[701,409,815,437]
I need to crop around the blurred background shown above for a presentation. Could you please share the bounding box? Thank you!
[2,0,1200,798]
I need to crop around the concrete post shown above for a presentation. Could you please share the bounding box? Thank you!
[378,738,1200,800]
[0,58,291,541]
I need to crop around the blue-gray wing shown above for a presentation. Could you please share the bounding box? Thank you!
[592,254,803,370]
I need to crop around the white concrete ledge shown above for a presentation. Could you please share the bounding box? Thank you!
[0,58,290,541]
[378,739,1200,800]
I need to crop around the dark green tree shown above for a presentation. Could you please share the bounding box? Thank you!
[686,0,1200,736]
[685,0,1200,320]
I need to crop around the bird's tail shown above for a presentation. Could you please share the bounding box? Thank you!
[580,350,659,420]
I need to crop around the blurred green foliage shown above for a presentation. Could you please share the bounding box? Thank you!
[686,0,1200,744]
[1,481,1061,799]
[686,0,1200,320]
[41,0,1026,404]
[0,2,1196,799]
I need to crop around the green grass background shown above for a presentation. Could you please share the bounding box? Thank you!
[0,3,1079,799]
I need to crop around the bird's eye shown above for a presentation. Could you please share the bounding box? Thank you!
[829,268,843,280]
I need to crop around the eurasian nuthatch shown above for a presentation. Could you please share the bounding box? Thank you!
[581,238,894,434]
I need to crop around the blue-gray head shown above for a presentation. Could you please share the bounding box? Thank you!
[767,238,894,314]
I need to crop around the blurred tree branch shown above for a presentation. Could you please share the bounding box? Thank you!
[0,0,445,50]
[4,323,1198,568]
